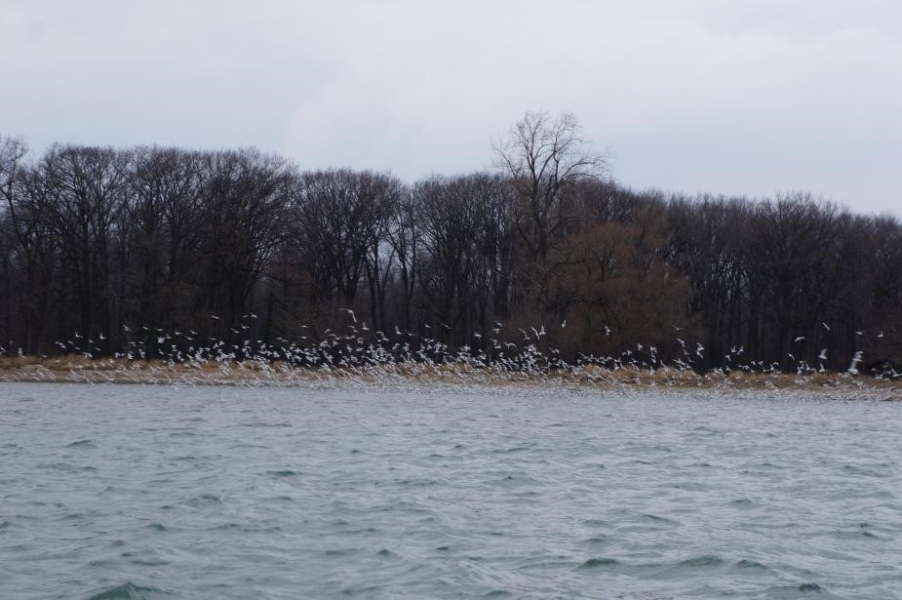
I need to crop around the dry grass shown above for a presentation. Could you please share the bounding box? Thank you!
[0,355,900,397]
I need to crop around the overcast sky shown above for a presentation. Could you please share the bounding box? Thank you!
[2,0,900,215]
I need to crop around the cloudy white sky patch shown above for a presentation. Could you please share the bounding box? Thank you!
[2,0,900,214]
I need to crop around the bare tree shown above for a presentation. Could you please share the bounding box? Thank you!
[415,175,483,343]
[0,137,28,203]
[493,110,606,264]
[126,147,206,335]
[493,111,607,310]
[288,169,398,325]
[359,172,405,331]
[386,189,421,334]
[667,194,752,370]
[195,149,293,340]
[37,145,133,351]
[0,136,34,350]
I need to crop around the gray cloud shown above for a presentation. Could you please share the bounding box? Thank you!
[2,0,899,214]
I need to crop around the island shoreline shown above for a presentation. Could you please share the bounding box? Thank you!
[2,355,900,397]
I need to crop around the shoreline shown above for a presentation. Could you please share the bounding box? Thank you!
[1,356,900,397]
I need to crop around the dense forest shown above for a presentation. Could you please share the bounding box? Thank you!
[2,112,900,375]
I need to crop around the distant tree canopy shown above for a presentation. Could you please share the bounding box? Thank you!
[1,113,900,374]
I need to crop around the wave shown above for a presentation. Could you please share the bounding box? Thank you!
[83,582,171,600]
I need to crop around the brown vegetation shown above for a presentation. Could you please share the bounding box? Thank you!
[1,355,900,399]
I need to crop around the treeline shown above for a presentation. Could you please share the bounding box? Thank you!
[1,113,900,374]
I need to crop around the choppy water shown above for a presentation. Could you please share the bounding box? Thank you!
[1,382,900,599]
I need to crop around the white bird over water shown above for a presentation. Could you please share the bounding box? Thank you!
[818,348,828,361]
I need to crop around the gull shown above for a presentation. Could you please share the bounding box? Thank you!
[818,348,828,361]
[794,336,805,343]
[561,320,567,328]
[822,322,830,331]
[878,331,885,338]
[341,308,357,323]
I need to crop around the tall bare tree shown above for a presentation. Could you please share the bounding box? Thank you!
[493,110,607,309]
[195,149,293,340]
[126,147,206,335]
[494,111,606,261]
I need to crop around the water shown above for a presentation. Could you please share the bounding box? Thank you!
[1,382,900,599]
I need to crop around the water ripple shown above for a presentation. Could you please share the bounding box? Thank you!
[0,382,900,599]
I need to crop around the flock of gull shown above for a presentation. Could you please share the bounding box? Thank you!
[1,310,898,387]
